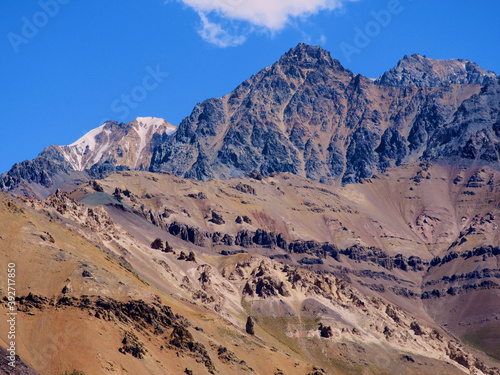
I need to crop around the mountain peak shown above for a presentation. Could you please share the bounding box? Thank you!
[287,42,328,57]
[377,54,497,87]
[133,116,169,128]
[150,44,500,184]
[279,43,344,71]
[0,117,178,198]
[61,117,177,171]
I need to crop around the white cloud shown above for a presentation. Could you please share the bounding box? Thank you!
[182,0,348,30]
[198,13,247,47]
[175,0,353,47]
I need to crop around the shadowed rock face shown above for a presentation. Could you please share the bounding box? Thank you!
[150,43,499,183]
[421,80,500,163]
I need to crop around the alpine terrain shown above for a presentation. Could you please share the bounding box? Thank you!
[0,44,499,375]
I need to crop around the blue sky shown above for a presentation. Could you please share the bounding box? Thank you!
[1,0,499,173]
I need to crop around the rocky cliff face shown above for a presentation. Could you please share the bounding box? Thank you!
[150,43,499,183]
[0,145,72,192]
[3,44,498,196]
[0,145,89,199]
[2,43,500,374]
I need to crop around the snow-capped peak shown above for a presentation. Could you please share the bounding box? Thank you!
[131,117,177,168]
[60,117,177,172]
[134,117,177,135]
[135,116,166,127]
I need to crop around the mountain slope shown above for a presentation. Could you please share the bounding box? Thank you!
[0,145,89,200]
[1,43,499,374]
[2,170,499,374]
[0,190,314,374]
[2,44,497,198]
[150,43,499,183]
[67,164,500,365]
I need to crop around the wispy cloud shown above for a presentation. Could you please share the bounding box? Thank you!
[198,13,247,47]
[174,0,354,47]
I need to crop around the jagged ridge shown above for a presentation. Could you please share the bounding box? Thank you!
[150,43,499,184]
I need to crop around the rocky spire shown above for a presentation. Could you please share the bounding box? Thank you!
[278,43,346,71]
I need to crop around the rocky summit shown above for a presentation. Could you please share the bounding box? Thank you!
[150,43,499,184]
[60,117,176,172]
[375,53,497,87]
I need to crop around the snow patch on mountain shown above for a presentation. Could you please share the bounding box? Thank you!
[60,117,177,171]
[64,123,107,170]
[133,117,169,169]
[135,121,150,169]
[68,123,106,150]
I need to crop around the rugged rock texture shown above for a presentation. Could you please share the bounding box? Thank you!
[150,43,499,183]
[70,165,500,368]
[0,145,88,199]
[220,256,500,375]
[246,316,255,335]
[2,168,500,374]
[2,43,500,374]
[3,45,498,197]
[375,53,497,87]
[422,79,500,164]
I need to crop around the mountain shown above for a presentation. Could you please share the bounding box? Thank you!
[375,53,497,87]
[150,43,499,183]
[0,117,176,199]
[2,44,498,196]
[1,163,499,374]
[1,43,500,374]
[60,117,176,172]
